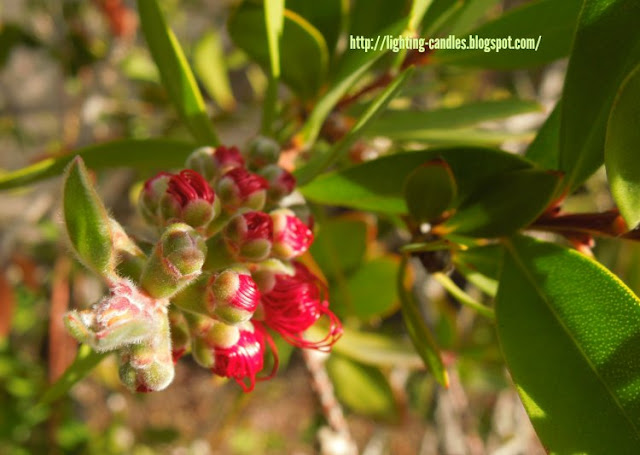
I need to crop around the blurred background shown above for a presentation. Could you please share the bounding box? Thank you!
[1,1,636,454]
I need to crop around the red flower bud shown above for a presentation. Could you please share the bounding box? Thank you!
[186,145,246,182]
[223,211,274,262]
[208,268,261,324]
[270,209,313,259]
[217,168,268,212]
[246,136,280,170]
[161,170,218,228]
[258,165,296,204]
[139,172,172,225]
[261,262,342,351]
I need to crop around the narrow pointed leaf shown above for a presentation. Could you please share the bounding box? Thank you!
[298,18,407,147]
[441,169,562,238]
[0,139,194,191]
[228,4,328,99]
[63,157,115,276]
[287,0,346,54]
[193,30,236,111]
[404,158,457,223]
[39,345,109,405]
[559,0,640,191]
[497,235,640,453]
[137,0,219,145]
[605,64,640,230]
[295,67,414,184]
[398,257,448,387]
[300,147,531,214]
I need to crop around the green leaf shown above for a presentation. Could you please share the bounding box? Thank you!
[63,157,115,276]
[435,0,582,69]
[300,147,531,214]
[404,158,457,223]
[137,0,219,145]
[228,4,328,99]
[446,0,501,36]
[39,345,109,405]
[605,64,640,230]
[408,0,433,32]
[262,0,284,133]
[295,67,414,184]
[524,103,561,169]
[349,0,410,38]
[193,30,236,111]
[343,256,400,320]
[496,235,640,453]
[368,99,541,136]
[0,139,194,191]
[324,326,424,369]
[287,0,346,54]
[398,257,449,387]
[441,169,561,238]
[372,128,534,146]
[310,217,368,280]
[327,354,397,420]
[298,18,407,147]
[559,0,640,191]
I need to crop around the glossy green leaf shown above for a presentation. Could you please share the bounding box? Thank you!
[398,257,448,387]
[193,30,236,111]
[441,168,561,238]
[262,0,284,133]
[39,346,109,405]
[327,354,397,420]
[605,64,640,230]
[287,0,346,54]
[497,235,640,453]
[295,67,414,184]
[559,0,640,191]
[408,0,433,32]
[374,128,534,146]
[524,103,561,170]
[368,99,541,137]
[349,0,410,38]
[344,256,400,320]
[435,0,582,69]
[0,139,194,191]
[63,157,115,276]
[137,0,219,145]
[324,326,424,369]
[310,218,368,280]
[404,158,457,223]
[298,18,407,147]
[300,147,531,214]
[228,4,328,99]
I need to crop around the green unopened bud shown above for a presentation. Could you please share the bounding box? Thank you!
[119,308,175,392]
[140,223,207,299]
[247,136,281,170]
[187,314,240,368]
[250,258,295,293]
[63,279,164,352]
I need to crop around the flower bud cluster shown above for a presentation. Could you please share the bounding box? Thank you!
[63,138,341,393]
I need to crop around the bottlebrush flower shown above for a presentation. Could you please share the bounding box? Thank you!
[223,211,274,262]
[258,165,296,204]
[186,145,245,182]
[210,321,276,392]
[260,262,342,350]
[270,209,313,259]
[140,223,207,299]
[208,268,261,324]
[216,167,268,212]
